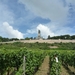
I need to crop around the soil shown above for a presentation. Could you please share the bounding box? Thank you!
[35,56,49,75]
[1,39,75,44]
[68,66,75,74]
[3,56,75,75]
[35,56,75,75]
[61,65,75,75]
[49,46,58,48]
[61,65,69,75]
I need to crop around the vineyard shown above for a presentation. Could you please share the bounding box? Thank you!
[0,42,75,75]
[49,51,75,75]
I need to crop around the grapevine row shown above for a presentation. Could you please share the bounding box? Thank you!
[16,51,46,75]
[49,51,75,75]
[0,48,46,75]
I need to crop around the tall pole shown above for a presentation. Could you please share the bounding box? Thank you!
[23,56,25,75]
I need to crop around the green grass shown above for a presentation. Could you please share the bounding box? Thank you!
[0,42,75,51]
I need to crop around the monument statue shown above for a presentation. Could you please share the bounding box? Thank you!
[36,30,43,40]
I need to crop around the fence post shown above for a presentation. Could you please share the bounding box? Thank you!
[23,56,25,75]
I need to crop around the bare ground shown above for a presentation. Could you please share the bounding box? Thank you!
[1,39,75,44]
[61,65,75,75]
[68,66,75,74]
[35,56,75,75]
[34,56,49,75]
[19,39,75,43]
[61,65,69,75]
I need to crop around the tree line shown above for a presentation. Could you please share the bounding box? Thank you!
[47,34,75,39]
[0,34,75,42]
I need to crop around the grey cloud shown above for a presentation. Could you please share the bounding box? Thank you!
[18,0,69,23]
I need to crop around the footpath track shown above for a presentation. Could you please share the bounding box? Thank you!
[3,55,75,75]
[35,56,49,75]
[61,65,69,75]
[34,56,73,75]
[61,65,75,75]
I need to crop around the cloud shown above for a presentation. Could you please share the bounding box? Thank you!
[66,0,75,5]
[18,0,75,26]
[2,22,24,39]
[26,24,55,38]
[0,0,75,39]
[37,24,55,38]
[18,0,69,23]
[18,0,75,37]
[27,29,36,34]
[0,2,14,24]
[26,22,75,38]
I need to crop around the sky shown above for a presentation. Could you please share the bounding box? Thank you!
[0,0,75,39]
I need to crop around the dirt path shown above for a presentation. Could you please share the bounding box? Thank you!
[68,66,75,74]
[61,65,75,75]
[61,65,69,75]
[35,56,49,75]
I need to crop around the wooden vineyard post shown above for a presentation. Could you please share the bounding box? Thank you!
[55,56,59,75]
[23,56,25,75]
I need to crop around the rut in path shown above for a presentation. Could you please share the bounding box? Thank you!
[35,56,49,75]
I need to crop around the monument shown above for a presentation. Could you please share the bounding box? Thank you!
[36,30,43,40]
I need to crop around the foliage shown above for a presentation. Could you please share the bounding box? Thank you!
[49,51,75,75]
[0,34,75,42]
[0,48,46,75]
[49,51,61,75]
[0,42,75,75]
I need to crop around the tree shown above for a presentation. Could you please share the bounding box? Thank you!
[47,35,50,39]
[25,37,30,40]
[71,35,75,39]
[30,37,33,40]
[0,36,2,42]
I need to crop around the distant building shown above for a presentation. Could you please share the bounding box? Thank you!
[36,30,43,40]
